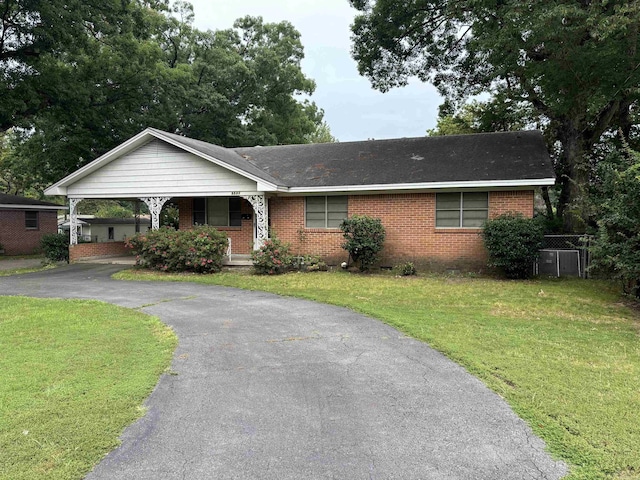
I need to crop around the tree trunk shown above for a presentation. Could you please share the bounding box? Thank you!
[556,126,589,233]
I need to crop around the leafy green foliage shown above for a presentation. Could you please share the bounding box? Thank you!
[393,261,416,276]
[350,0,640,231]
[340,215,386,271]
[427,98,532,136]
[2,2,325,190]
[482,214,544,279]
[126,226,228,274]
[40,233,69,263]
[591,146,640,297]
[251,236,292,275]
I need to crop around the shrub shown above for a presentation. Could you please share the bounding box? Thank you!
[251,236,292,275]
[590,145,640,297]
[481,213,544,279]
[291,254,327,272]
[126,226,228,274]
[340,215,386,271]
[40,233,69,262]
[394,261,417,276]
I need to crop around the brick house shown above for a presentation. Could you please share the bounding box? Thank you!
[45,128,555,268]
[0,194,65,255]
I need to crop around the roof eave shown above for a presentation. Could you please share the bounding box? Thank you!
[0,204,67,210]
[284,178,556,194]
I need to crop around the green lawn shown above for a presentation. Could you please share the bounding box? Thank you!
[0,297,177,480]
[115,269,640,480]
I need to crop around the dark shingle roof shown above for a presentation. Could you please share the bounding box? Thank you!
[233,130,553,188]
[148,128,282,186]
[0,193,65,208]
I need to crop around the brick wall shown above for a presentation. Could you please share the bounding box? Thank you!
[69,241,132,263]
[270,190,534,269]
[177,197,254,254]
[176,190,534,269]
[0,209,58,255]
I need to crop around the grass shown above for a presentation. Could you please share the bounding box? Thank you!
[0,296,177,480]
[0,255,53,276]
[114,268,640,480]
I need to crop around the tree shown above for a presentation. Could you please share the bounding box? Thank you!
[2,3,326,189]
[350,0,640,232]
[305,121,338,143]
[591,140,640,298]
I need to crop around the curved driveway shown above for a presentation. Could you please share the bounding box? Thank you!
[1,265,566,479]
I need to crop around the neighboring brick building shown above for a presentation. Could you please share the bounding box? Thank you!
[46,128,555,269]
[0,194,65,255]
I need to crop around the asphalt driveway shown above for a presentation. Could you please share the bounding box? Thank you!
[0,265,567,479]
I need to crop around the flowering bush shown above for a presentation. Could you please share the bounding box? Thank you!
[126,226,228,274]
[251,236,292,275]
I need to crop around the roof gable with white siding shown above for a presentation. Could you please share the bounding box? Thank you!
[66,139,257,198]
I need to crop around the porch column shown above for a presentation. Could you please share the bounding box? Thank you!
[69,198,83,245]
[242,194,269,249]
[140,197,171,230]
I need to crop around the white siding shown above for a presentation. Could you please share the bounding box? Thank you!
[67,140,257,197]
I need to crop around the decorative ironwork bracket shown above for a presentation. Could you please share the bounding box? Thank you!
[140,197,171,230]
[242,194,269,249]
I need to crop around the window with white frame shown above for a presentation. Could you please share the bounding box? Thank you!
[193,197,242,227]
[435,192,488,228]
[305,196,348,228]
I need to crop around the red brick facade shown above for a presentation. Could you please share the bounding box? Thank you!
[178,190,534,269]
[69,241,132,263]
[0,209,58,255]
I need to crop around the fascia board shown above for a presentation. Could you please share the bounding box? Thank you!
[285,178,556,194]
[0,204,67,210]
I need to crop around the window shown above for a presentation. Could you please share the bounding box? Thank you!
[193,197,242,227]
[305,196,348,228]
[108,227,115,240]
[436,192,488,228]
[25,211,39,230]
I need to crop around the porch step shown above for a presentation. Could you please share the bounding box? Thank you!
[223,254,253,267]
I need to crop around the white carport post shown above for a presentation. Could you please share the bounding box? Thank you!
[68,198,83,245]
[242,194,269,250]
[140,197,171,230]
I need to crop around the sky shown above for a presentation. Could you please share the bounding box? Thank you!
[188,0,443,142]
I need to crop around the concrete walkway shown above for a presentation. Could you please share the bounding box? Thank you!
[0,265,567,479]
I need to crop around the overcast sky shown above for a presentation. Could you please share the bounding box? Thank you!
[188,0,442,142]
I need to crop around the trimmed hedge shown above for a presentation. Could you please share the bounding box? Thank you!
[481,213,544,279]
[340,215,386,271]
[126,226,228,274]
[40,233,69,262]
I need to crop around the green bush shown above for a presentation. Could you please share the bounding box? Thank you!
[394,261,417,276]
[340,215,386,271]
[40,233,69,262]
[251,236,292,275]
[126,226,228,274]
[481,213,544,279]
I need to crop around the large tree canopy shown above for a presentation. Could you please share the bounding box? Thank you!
[1,1,327,191]
[350,0,640,232]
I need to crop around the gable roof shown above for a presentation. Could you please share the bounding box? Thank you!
[0,193,66,210]
[45,128,555,197]
[234,130,554,192]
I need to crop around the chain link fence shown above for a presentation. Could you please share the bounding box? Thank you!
[536,235,592,278]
